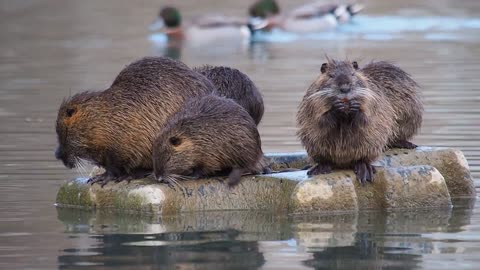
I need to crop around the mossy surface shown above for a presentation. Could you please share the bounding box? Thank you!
[56,178,94,209]
[55,147,471,215]
[159,175,300,215]
[92,181,157,214]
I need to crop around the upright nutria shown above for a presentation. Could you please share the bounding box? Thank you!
[361,61,423,149]
[55,56,215,185]
[297,58,422,183]
[153,95,265,187]
[193,65,264,125]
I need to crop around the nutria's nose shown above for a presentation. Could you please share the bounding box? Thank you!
[339,85,351,93]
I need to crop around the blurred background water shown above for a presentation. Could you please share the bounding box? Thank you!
[1,0,480,269]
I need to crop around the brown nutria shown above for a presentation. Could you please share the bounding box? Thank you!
[55,56,215,185]
[360,61,423,149]
[153,94,265,187]
[193,65,264,125]
[297,59,397,184]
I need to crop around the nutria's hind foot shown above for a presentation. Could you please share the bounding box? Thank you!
[87,173,112,188]
[353,161,375,185]
[302,164,312,170]
[307,162,332,176]
[113,169,151,184]
[389,140,417,149]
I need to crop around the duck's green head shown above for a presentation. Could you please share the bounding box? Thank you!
[150,6,181,31]
[160,6,181,27]
[249,0,280,18]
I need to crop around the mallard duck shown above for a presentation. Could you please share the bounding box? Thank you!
[249,0,364,33]
[149,6,254,45]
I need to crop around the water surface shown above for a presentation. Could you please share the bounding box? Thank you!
[1,0,480,269]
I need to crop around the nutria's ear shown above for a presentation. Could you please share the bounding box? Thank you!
[169,136,182,146]
[352,61,359,70]
[320,63,328,74]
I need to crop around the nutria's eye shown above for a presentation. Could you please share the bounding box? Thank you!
[169,137,182,146]
[352,61,359,69]
[66,108,76,117]
[328,73,334,78]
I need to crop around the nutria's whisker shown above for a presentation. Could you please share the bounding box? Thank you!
[73,157,82,173]
[172,174,195,180]
[166,176,186,193]
[306,88,335,100]
[75,159,87,177]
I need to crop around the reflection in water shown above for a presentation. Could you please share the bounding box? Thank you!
[304,233,422,270]
[150,35,183,60]
[56,199,476,269]
[151,36,276,63]
[1,0,480,268]
[59,234,264,269]
[58,211,268,269]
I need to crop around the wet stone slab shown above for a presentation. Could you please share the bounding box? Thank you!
[267,146,475,198]
[56,147,473,216]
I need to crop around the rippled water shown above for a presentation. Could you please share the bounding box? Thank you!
[1,0,480,269]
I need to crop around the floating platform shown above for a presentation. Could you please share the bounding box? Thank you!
[56,147,475,216]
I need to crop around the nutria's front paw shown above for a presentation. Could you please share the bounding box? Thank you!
[389,140,417,149]
[307,163,332,176]
[87,174,112,188]
[349,100,361,114]
[353,161,376,184]
[331,99,346,113]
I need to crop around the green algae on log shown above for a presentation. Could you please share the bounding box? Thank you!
[55,147,470,216]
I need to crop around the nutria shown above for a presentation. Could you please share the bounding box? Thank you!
[360,61,423,149]
[193,65,264,125]
[297,58,423,183]
[153,95,265,187]
[55,56,215,185]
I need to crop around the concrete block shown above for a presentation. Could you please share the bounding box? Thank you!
[56,163,453,215]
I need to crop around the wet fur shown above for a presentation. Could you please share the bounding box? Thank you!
[55,57,215,180]
[193,65,264,125]
[153,95,265,186]
[360,61,423,146]
[297,59,422,175]
[297,59,395,168]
